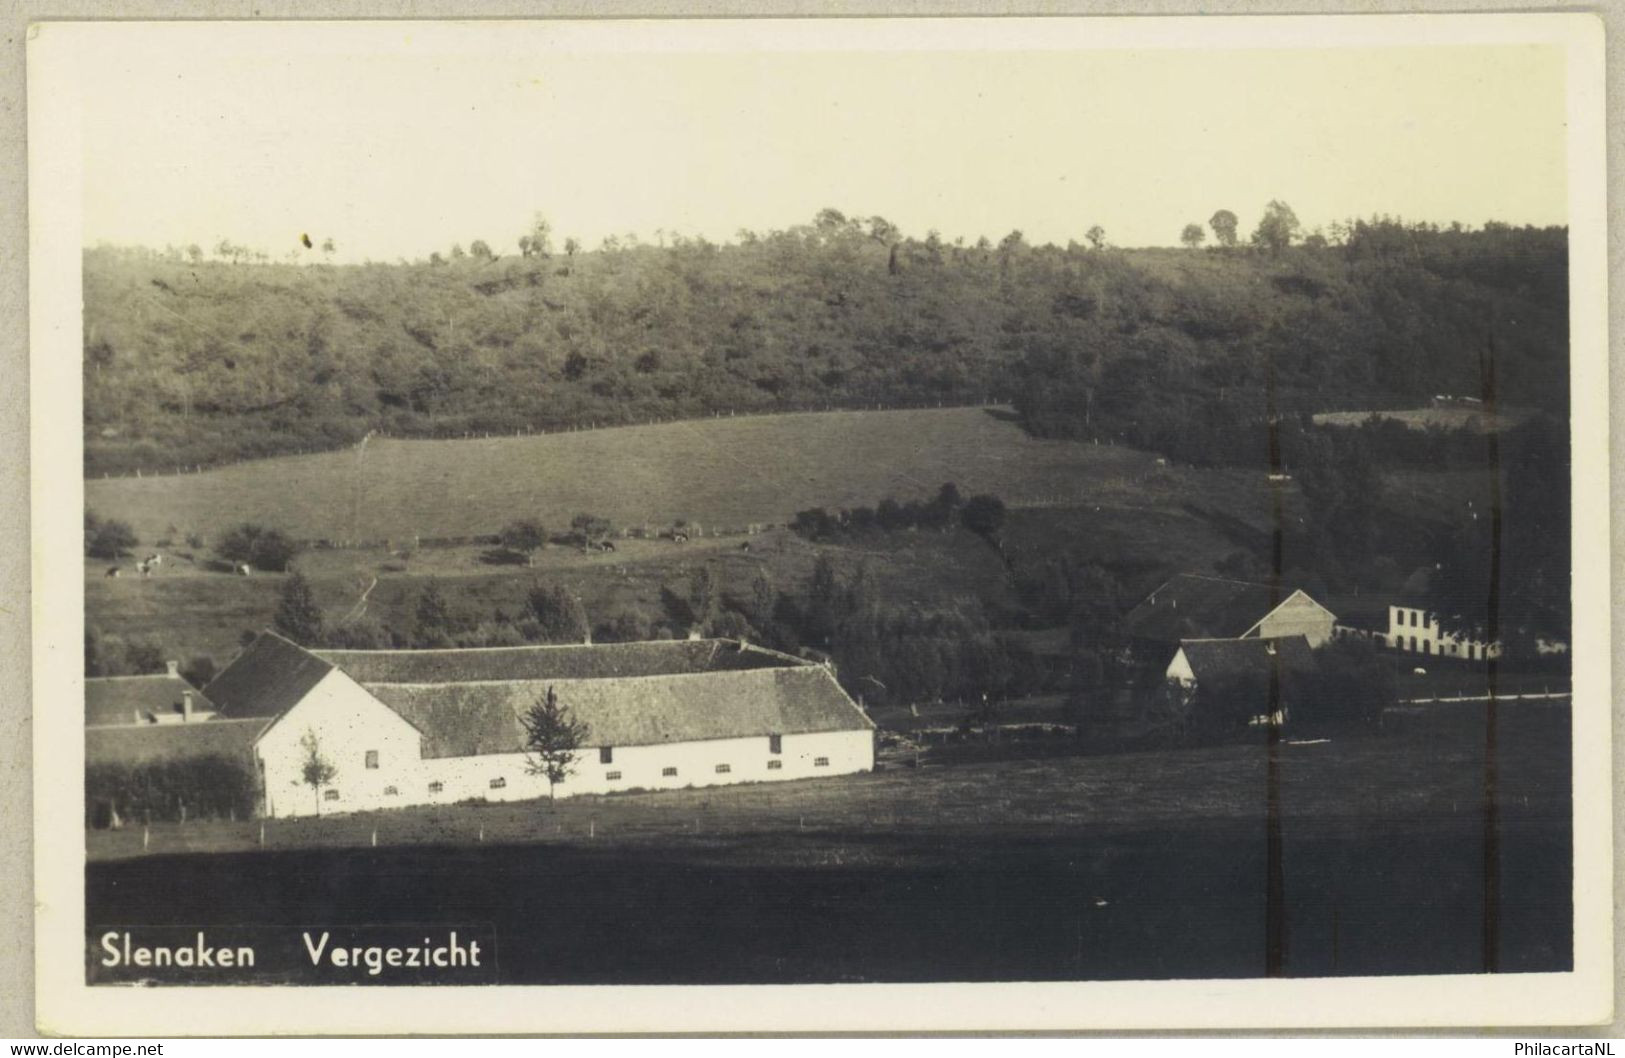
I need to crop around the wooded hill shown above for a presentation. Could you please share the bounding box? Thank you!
[83,214,1568,477]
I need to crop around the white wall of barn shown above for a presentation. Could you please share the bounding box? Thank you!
[254,669,426,819]
[257,682,875,818]
[1251,592,1337,647]
[403,729,875,807]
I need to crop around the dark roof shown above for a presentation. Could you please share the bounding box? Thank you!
[1327,595,1391,631]
[85,675,213,727]
[1124,574,1285,642]
[365,666,873,758]
[85,718,269,767]
[203,631,335,719]
[1175,636,1316,683]
[313,638,799,684]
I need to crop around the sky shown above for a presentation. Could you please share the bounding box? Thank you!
[72,20,1572,263]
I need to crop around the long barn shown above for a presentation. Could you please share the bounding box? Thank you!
[199,632,875,818]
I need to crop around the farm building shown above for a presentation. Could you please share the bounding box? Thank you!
[85,662,216,727]
[1165,636,1317,688]
[194,632,875,818]
[1164,636,1317,726]
[1124,573,1338,653]
[1379,601,1502,661]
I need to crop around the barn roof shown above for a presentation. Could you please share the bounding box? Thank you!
[204,632,335,719]
[85,674,213,727]
[85,718,269,767]
[1124,574,1292,642]
[1175,636,1316,684]
[312,638,798,684]
[364,665,874,758]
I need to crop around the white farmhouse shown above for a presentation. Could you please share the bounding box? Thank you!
[202,632,876,818]
[1383,602,1501,661]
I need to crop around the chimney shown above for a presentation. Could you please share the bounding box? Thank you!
[165,659,180,677]
[181,691,195,722]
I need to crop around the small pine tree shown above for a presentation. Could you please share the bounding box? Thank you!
[274,570,325,645]
[520,686,590,800]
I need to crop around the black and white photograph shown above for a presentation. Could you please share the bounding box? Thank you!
[28,14,1611,1033]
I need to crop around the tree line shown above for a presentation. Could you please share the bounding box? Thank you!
[83,210,1566,477]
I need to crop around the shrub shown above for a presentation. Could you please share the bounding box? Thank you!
[85,754,259,826]
[216,523,299,572]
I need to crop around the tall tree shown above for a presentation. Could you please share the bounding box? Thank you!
[1251,200,1302,253]
[1180,223,1206,249]
[521,686,590,800]
[1209,209,1239,248]
[274,570,326,645]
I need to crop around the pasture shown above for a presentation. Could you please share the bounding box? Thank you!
[89,406,1212,543]
[87,702,1572,983]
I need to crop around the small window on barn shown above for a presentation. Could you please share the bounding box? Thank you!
[489,777,507,790]
[662,767,678,777]
[715,763,731,774]
[606,771,622,781]
[814,757,830,768]
[769,734,782,754]
[324,789,340,801]
[600,746,613,764]
[365,750,379,770]
[766,760,783,771]
[384,786,398,796]
[428,781,444,794]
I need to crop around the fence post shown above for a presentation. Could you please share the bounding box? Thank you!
[371,828,377,847]
[142,826,149,851]
[259,822,265,846]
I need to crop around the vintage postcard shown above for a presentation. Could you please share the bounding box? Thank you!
[29,15,1611,1034]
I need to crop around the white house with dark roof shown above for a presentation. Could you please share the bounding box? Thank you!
[202,631,876,818]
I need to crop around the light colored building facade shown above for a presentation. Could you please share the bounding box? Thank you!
[203,632,876,818]
[1385,604,1501,661]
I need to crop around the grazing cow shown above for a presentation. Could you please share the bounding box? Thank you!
[1412,667,1427,676]
[600,540,615,553]
[135,559,152,577]
[738,542,751,552]
[671,532,689,544]
[142,553,162,568]
[105,567,120,578]
[236,563,252,576]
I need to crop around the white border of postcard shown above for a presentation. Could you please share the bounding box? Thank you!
[30,14,1612,1034]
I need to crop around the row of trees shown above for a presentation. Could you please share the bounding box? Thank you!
[789,484,1006,546]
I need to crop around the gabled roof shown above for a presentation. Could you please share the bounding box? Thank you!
[1124,574,1285,642]
[85,674,213,727]
[85,717,270,767]
[203,631,335,719]
[364,665,874,758]
[312,638,797,684]
[1175,636,1316,684]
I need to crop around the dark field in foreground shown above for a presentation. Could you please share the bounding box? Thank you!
[87,704,1571,984]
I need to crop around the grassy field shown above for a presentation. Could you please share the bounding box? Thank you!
[87,703,1571,983]
[84,526,1020,662]
[87,406,1178,543]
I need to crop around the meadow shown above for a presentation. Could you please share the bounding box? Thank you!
[87,702,1572,983]
[86,406,1172,544]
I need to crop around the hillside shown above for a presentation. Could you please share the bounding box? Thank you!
[83,216,1568,476]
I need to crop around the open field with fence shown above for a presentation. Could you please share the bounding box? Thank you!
[87,701,1570,983]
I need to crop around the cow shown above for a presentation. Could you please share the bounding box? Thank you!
[105,567,120,578]
[135,559,152,577]
[671,532,689,544]
[236,563,253,576]
[738,542,751,552]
